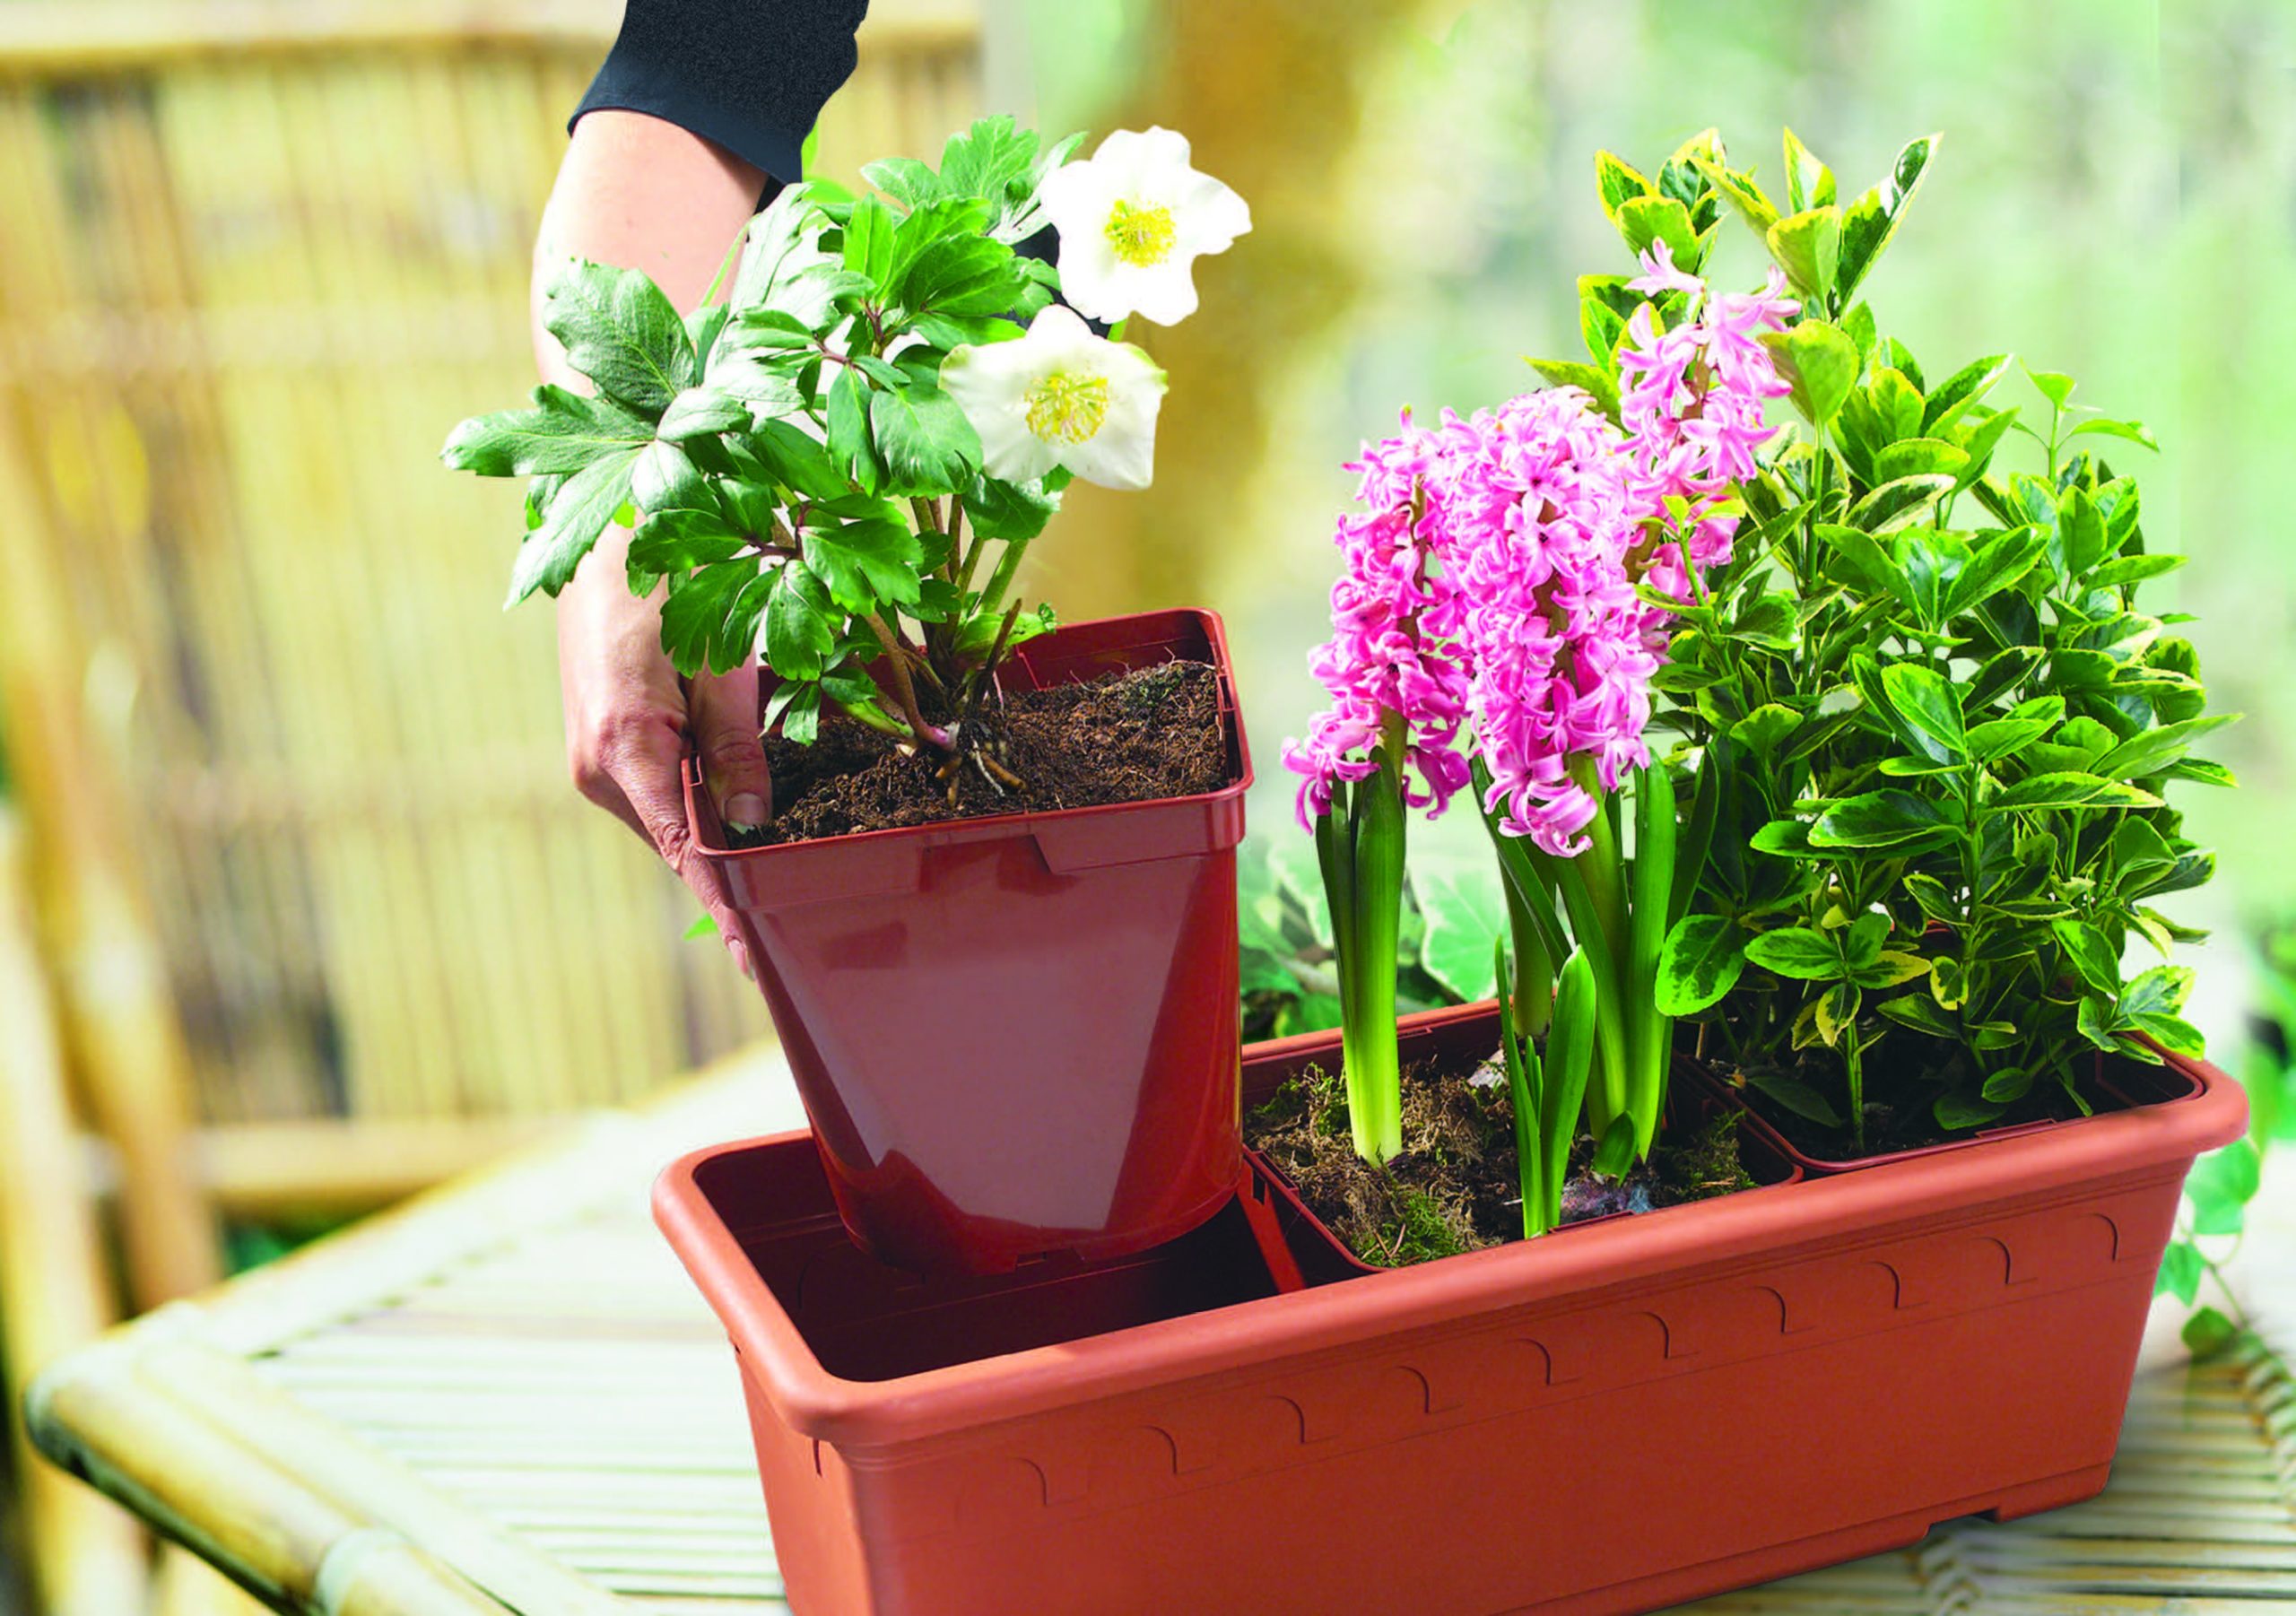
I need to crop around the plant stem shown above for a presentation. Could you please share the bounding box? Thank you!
[867,617,953,752]
[1342,723,1408,1164]
[1627,761,1676,1159]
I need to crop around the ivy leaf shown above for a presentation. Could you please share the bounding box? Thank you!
[2153,1239,2203,1305]
[1744,925,1845,980]
[1412,858,1509,1003]
[2183,1305,2241,1359]
[1656,914,1746,1014]
[541,258,699,415]
[869,384,982,494]
[507,447,640,605]
[442,386,656,475]
[2186,1142,2260,1236]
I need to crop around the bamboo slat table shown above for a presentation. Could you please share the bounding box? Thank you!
[28,1045,2296,1615]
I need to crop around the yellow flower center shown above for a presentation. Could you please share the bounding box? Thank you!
[1104,198,1178,267]
[1024,369,1110,445]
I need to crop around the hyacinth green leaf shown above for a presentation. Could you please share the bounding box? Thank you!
[1656,914,1745,1015]
[1879,663,1966,762]
[1808,789,1960,849]
[1615,195,1700,270]
[1527,358,1622,422]
[1591,1114,1639,1179]
[1594,150,1653,222]
[1837,133,1939,300]
[1765,205,1841,303]
[1760,319,1858,427]
[1920,353,2012,435]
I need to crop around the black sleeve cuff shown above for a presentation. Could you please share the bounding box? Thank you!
[570,0,870,187]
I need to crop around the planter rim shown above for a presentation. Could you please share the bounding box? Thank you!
[654,1034,2241,1451]
[683,606,1252,863]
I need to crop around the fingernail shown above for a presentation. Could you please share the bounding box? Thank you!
[725,794,767,833]
[727,937,754,982]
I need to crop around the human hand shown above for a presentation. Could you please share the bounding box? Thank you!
[558,524,770,980]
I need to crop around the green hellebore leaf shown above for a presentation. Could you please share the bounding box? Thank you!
[1744,925,1844,981]
[868,383,981,495]
[541,257,699,416]
[763,561,838,680]
[660,560,770,677]
[656,387,750,443]
[1655,914,1746,1015]
[506,447,641,606]
[442,386,657,476]
[1766,205,1841,303]
[800,517,924,614]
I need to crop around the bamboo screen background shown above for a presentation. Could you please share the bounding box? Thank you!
[0,0,982,1131]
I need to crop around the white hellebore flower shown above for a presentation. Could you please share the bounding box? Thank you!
[942,306,1167,491]
[1036,126,1250,326]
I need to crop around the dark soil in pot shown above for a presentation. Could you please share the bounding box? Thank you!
[1245,1052,1755,1267]
[744,660,1226,845]
[1713,1038,2108,1162]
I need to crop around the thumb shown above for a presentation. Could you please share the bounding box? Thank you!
[689,663,772,832]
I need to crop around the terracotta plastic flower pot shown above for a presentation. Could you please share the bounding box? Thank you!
[686,608,1251,1275]
[657,1011,2241,1616]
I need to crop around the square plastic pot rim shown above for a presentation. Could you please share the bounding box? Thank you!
[654,1035,2241,1452]
[681,607,1253,869]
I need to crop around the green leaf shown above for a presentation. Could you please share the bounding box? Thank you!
[1591,1114,1639,1179]
[2091,551,2184,590]
[1878,663,1966,762]
[867,384,982,495]
[963,474,1058,542]
[1919,353,2012,435]
[630,508,746,574]
[1986,772,2162,812]
[2154,1239,2203,1304]
[442,386,657,475]
[2068,417,2160,453]
[862,155,946,207]
[683,912,719,940]
[507,447,640,605]
[1744,926,1844,981]
[1880,994,1955,1037]
[1526,357,1622,421]
[2092,716,2235,781]
[1615,195,1700,268]
[1765,205,1841,302]
[1967,716,2053,764]
[1854,950,1931,989]
[660,561,768,676]
[2052,918,2122,995]
[842,195,896,286]
[1944,526,2048,618]
[1808,790,1960,849]
[1687,152,1778,234]
[1934,1090,2005,1131]
[1848,474,1955,534]
[1836,133,1939,299]
[1594,150,1653,220]
[1782,126,1836,213]
[2119,964,2195,1023]
[826,368,882,492]
[656,387,750,443]
[1745,1069,1843,1127]
[2182,1305,2241,1359]
[540,258,699,415]
[762,562,837,680]
[1760,319,1858,426]
[1874,437,1970,482]
[800,517,924,613]
[1656,914,1745,1015]
[1412,858,1509,1003]
[2186,1142,2261,1236]
[747,419,848,501]
[900,235,1020,318]
[2024,362,2076,410]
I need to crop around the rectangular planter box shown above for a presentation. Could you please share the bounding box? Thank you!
[657,1004,2243,1615]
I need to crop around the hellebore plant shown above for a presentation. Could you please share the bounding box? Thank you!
[1283,132,1797,1225]
[1633,128,2225,1147]
[443,117,1246,780]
